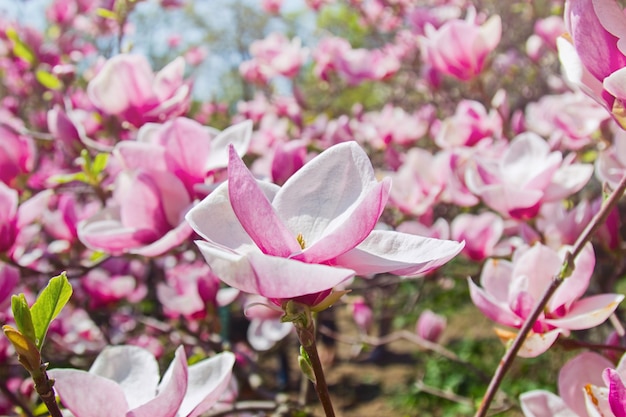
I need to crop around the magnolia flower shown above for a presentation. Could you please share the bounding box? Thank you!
[465,132,593,219]
[469,243,624,357]
[520,351,613,416]
[186,141,463,308]
[88,54,190,127]
[420,9,501,80]
[49,345,235,417]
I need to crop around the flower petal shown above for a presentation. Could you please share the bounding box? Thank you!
[517,329,564,358]
[519,390,578,417]
[274,142,384,248]
[332,230,463,276]
[227,145,301,256]
[294,178,391,263]
[468,278,523,328]
[88,345,159,410]
[559,352,613,417]
[182,352,236,417]
[607,368,626,417]
[131,346,187,417]
[49,369,129,417]
[205,120,252,172]
[545,293,624,330]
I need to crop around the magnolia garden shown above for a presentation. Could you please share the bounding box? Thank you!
[3,0,626,416]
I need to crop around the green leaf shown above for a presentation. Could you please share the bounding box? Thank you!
[48,172,89,185]
[96,7,118,20]
[3,326,41,373]
[5,27,36,65]
[30,272,73,350]
[91,153,109,176]
[11,294,36,344]
[35,70,62,90]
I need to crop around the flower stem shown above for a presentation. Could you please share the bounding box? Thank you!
[474,173,626,417]
[293,309,336,417]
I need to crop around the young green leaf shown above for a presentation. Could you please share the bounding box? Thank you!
[2,326,41,373]
[35,70,62,90]
[30,272,73,350]
[11,294,36,344]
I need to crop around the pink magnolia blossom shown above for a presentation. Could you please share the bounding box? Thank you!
[420,9,501,80]
[156,260,221,320]
[0,111,36,187]
[78,120,251,256]
[450,211,506,261]
[520,351,613,417]
[596,126,626,188]
[351,297,373,333]
[0,181,18,252]
[416,309,446,343]
[240,33,308,83]
[524,92,609,151]
[433,99,502,148]
[88,54,190,127]
[261,0,282,14]
[465,132,593,219]
[186,142,463,308]
[558,0,626,128]
[50,345,235,417]
[469,243,624,357]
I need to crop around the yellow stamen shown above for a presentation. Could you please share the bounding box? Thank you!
[296,233,306,249]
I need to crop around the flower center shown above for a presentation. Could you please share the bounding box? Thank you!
[296,233,306,249]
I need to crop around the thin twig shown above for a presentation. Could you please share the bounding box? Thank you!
[318,326,490,381]
[474,173,626,417]
[205,400,279,417]
[415,379,474,406]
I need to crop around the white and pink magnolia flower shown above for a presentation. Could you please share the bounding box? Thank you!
[469,243,624,357]
[433,99,502,149]
[49,345,235,417]
[465,132,593,219]
[524,92,608,151]
[88,54,190,127]
[559,0,626,129]
[520,351,613,417]
[420,9,501,80]
[240,33,308,83]
[186,141,463,308]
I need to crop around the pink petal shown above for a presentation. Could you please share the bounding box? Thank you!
[131,346,187,417]
[227,145,301,257]
[194,241,354,298]
[479,258,514,303]
[545,293,624,330]
[88,345,159,409]
[131,221,193,257]
[49,369,129,417]
[607,368,626,417]
[113,142,168,173]
[333,230,463,276]
[78,208,158,254]
[88,54,155,114]
[548,243,595,312]
[153,57,185,101]
[468,278,524,328]
[519,390,577,417]
[559,352,613,417]
[115,171,168,234]
[183,352,236,417]
[512,244,562,304]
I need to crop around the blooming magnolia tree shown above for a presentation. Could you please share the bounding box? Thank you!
[1,0,626,416]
